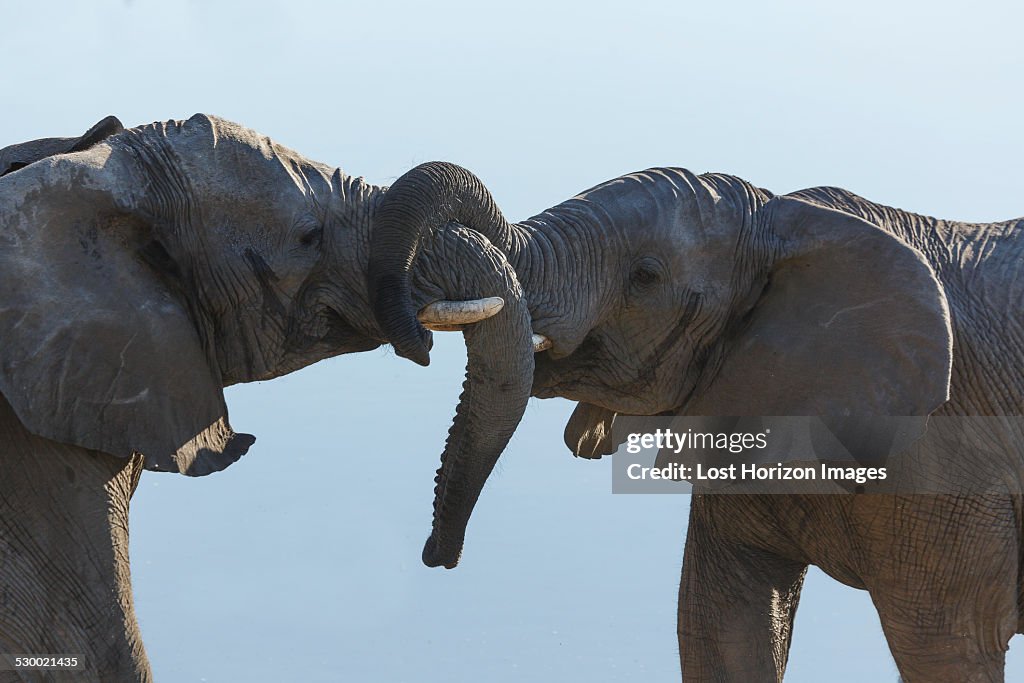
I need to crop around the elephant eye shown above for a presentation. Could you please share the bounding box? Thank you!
[298,226,324,247]
[629,257,664,290]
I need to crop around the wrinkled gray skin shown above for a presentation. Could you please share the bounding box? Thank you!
[0,118,531,682]
[369,163,1024,681]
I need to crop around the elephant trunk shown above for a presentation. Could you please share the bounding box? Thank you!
[367,162,515,366]
[423,300,533,568]
[409,228,534,569]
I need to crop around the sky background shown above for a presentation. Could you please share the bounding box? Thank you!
[4,1,1024,681]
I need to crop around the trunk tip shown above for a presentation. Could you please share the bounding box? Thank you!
[387,323,433,366]
[422,534,461,569]
[398,341,432,367]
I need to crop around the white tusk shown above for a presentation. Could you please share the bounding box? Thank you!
[418,296,505,331]
[532,334,552,352]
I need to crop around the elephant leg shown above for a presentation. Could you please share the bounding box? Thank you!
[867,495,1017,683]
[678,501,807,682]
[0,399,151,683]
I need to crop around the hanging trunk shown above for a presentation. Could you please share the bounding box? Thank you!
[410,226,534,568]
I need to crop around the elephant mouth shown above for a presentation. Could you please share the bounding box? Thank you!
[286,301,382,357]
[319,308,383,354]
[532,363,620,408]
[532,347,598,399]
[531,334,614,398]
[531,333,593,391]
[532,347,682,415]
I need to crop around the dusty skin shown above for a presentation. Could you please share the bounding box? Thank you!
[0,117,528,682]
[369,161,1024,682]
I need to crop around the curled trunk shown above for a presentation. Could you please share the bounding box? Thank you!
[367,162,515,366]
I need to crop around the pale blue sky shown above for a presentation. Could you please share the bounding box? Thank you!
[3,1,1023,681]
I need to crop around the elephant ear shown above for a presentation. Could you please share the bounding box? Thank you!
[686,196,952,417]
[0,115,123,176]
[0,153,252,475]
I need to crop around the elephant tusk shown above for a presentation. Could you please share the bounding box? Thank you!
[532,334,552,352]
[418,296,505,331]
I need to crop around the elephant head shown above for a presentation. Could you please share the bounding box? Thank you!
[0,115,123,176]
[0,116,521,478]
[367,163,954,567]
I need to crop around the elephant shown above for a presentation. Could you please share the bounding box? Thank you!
[0,117,532,682]
[365,162,1024,681]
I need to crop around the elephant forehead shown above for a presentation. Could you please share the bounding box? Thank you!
[193,115,336,196]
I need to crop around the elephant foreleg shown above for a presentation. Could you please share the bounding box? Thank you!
[0,397,151,683]
[678,500,807,683]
